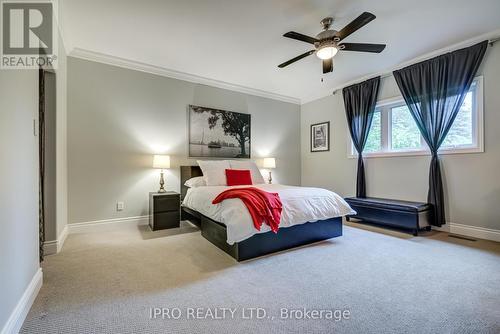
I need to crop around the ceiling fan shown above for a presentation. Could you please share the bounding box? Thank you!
[278,12,386,74]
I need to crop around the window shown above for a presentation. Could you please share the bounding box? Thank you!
[364,110,381,152]
[390,104,422,151]
[350,77,483,157]
[441,87,475,148]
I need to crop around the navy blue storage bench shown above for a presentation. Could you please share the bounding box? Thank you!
[344,197,433,236]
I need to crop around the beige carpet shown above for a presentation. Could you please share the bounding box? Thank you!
[21,221,500,333]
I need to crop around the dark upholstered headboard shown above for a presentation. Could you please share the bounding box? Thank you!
[180,165,203,200]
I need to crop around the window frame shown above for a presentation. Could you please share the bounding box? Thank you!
[348,76,484,158]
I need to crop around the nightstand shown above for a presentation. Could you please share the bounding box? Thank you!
[149,191,180,231]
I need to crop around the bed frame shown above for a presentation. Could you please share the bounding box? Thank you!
[180,166,343,261]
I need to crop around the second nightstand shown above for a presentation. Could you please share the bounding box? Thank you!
[149,191,180,231]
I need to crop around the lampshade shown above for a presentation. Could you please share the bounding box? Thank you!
[263,158,276,169]
[153,155,170,169]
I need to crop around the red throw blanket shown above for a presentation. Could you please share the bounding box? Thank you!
[212,187,282,233]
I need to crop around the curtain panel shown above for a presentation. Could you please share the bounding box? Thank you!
[343,76,381,198]
[38,69,46,262]
[393,40,488,226]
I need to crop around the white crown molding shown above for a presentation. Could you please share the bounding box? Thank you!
[1,268,43,334]
[68,48,301,105]
[301,29,500,104]
[68,215,149,234]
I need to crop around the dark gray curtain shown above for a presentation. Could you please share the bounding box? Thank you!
[38,69,45,262]
[343,77,381,198]
[393,41,488,226]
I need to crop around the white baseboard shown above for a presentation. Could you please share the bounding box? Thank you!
[68,215,149,234]
[1,268,43,334]
[43,224,69,256]
[433,222,500,242]
[43,241,58,256]
[57,224,68,252]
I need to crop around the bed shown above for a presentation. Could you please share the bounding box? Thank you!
[180,165,355,261]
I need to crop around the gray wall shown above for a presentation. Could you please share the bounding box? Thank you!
[67,58,301,224]
[55,27,68,240]
[0,71,40,329]
[0,3,67,328]
[301,42,500,231]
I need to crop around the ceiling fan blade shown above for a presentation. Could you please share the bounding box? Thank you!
[283,31,319,44]
[337,12,376,41]
[339,43,386,53]
[322,58,333,74]
[278,50,315,68]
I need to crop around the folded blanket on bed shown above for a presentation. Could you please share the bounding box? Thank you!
[212,187,282,233]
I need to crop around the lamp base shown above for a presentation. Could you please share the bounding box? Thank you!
[158,171,166,193]
[268,171,272,184]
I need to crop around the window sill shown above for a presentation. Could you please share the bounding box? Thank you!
[348,146,484,159]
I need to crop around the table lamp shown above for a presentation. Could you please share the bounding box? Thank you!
[153,155,170,193]
[263,157,276,184]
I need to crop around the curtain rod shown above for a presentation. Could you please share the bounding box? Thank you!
[332,37,499,95]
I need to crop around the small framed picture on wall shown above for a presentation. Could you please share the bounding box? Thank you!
[310,121,330,152]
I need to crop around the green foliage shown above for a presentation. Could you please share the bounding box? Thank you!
[442,91,473,147]
[391,106,420,150]
[364,111,381,152]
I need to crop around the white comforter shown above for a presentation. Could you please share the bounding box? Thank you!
[182,184,355,244]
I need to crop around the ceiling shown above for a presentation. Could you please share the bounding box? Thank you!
[61,0,500,104]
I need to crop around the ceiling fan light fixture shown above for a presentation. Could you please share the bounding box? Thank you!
[278,12,385,73]
[316,46,338,60]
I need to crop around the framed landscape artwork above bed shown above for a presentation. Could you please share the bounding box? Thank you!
[189,105,251,158]
[311,121,330,152]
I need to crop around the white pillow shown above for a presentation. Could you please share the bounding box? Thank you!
[229,160,265,184]
[197,160,231,186]
[184,176,206,188]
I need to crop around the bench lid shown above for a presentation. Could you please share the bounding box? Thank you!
[345,197,432,212]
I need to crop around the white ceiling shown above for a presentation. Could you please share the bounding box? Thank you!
[61,0,500,104]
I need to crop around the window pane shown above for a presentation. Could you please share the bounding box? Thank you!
[364,110,381,152]
[391,105,421,150]
[441,90,473,147]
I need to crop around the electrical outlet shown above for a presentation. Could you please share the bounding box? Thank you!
[117,202,124,211]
